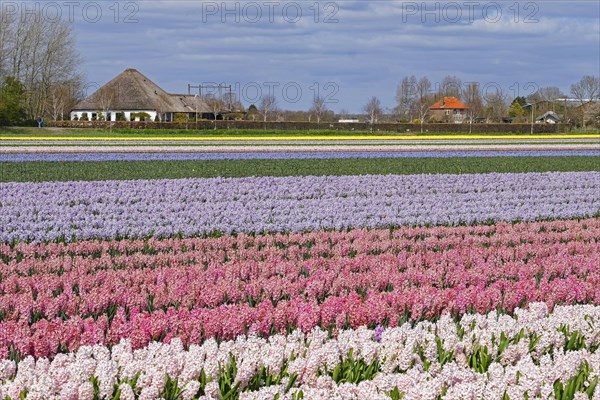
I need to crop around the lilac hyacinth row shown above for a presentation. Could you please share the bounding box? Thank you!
[1,149,599,162]
[1,171,599,243]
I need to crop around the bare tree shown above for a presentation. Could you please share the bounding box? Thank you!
[309,96,329,124]
[438,75,463,99]
[483,88,507,123]
[583,102,600,129]
[259,94,278,122]
[0,7,82,119]
[205,95,225,120]
[395,75,417,121]
[415,77,433,133]
[528,86,564,116]
[462,82,484,133]
[96,86,115,122]
[203,95,226,129]
[0,10,15,77]
[570,75,600,128]
[363,96,383,125]
[46,84,71,120]
[531,86,563,103]
[338,109,349,121]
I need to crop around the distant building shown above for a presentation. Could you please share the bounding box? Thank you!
[338,119,360,123]
[429,97,467,123]
[70,69,216,122]
[535,111,561,124]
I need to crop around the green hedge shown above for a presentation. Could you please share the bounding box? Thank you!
[47,120,564,134]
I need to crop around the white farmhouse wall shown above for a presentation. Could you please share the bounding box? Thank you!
[70,110,157,121]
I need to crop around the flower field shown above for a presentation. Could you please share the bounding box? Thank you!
[2,172,599,243]
[1,217,599,359]
[1,140,600,399]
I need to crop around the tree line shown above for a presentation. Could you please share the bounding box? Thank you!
[218,75,599,130]
[382,75,599,129]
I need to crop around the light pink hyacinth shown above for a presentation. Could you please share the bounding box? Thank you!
[1,304,598,399]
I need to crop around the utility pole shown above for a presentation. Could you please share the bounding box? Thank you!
[194,94,199,130]
[188,84,234,111]
[530,102,535,134]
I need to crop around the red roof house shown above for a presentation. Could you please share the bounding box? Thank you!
[430,97,467,123]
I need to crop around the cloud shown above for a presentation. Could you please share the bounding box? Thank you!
[63,0,600,112]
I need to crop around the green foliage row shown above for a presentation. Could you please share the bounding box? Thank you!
[318,348,381,385]
[553,362,598,400]
[1,125,583,137]
[1,156,599,183]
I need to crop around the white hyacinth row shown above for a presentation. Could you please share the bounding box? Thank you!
[1,303,599,400]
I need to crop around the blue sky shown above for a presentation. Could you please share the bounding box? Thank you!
[67,0,600,112]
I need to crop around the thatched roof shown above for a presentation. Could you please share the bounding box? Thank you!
[72,69,211,113]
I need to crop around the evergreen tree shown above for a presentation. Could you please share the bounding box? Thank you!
[507,101,525,118]
[0,77,27,126]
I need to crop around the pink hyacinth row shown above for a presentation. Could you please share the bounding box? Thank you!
[1,218,599,360]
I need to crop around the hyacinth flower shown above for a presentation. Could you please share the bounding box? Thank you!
[0,304,599,399]
[0,218,598,360]
[1,171,599,243]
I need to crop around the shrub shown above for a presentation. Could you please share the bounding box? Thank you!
[173,113,188,123]
[130,112,152,122]
[224,112,245,120]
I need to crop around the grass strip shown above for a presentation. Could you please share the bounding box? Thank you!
[2,134,599,141]
[1,156,599,182]
[1,127,598,139]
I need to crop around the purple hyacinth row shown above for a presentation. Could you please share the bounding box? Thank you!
[1,150,599,162]
[1,171,599,243]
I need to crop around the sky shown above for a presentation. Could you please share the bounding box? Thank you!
[46,1,600,112]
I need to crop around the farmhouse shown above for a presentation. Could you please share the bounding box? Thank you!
[70,69,218,122]
[429,97,467,123]
[535,111,561,124]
